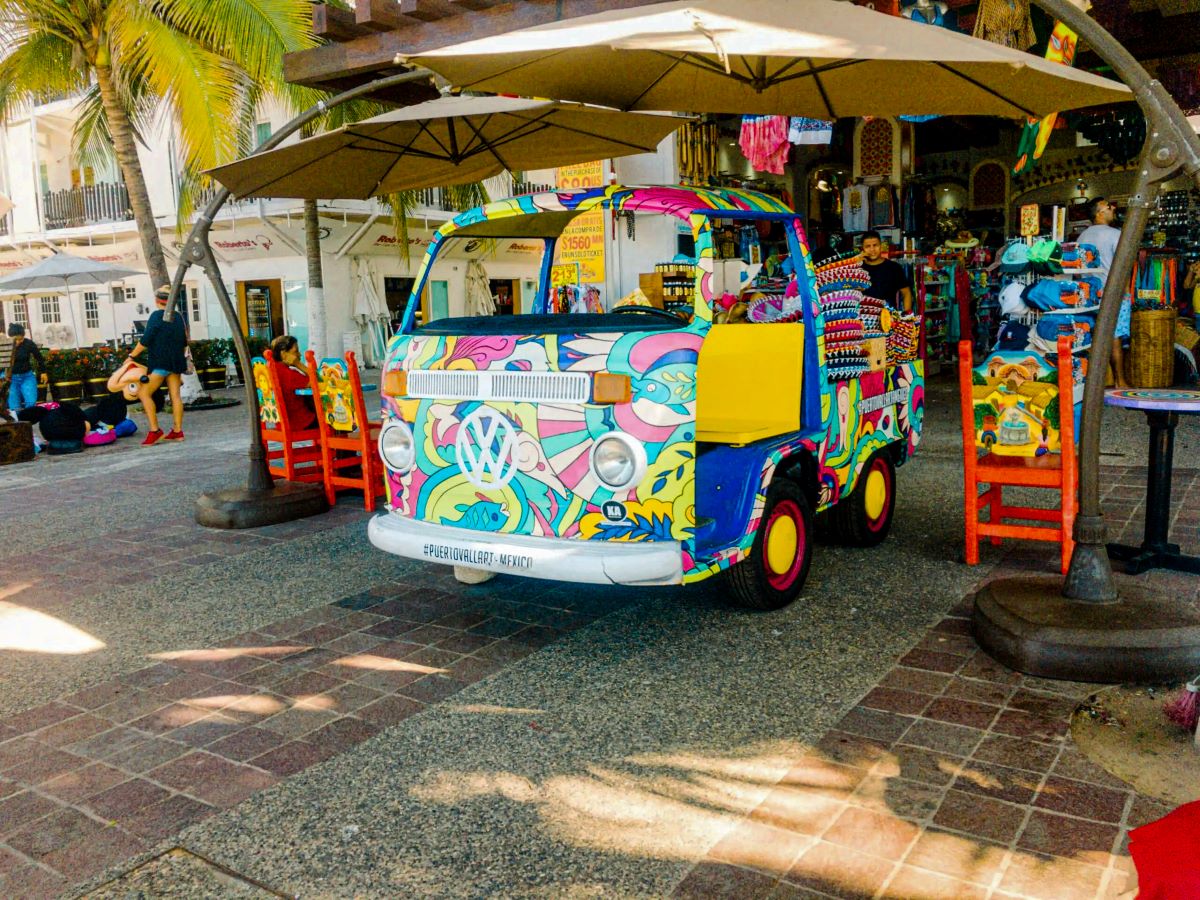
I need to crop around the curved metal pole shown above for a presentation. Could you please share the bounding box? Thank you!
[162,69,433,493]
[1028,0,1200,601]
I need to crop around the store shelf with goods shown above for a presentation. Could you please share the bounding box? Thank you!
[919,260,958,369]
[639,262,697,310]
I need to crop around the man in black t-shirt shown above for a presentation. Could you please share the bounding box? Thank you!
[860,231,913,312]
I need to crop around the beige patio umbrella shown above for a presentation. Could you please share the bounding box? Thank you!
[411,0,1130,119]
[207,95,683,200]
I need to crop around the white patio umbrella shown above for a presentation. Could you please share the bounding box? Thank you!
[353,257,390,366]
[465,259,495,317]
[0,251,142,348]
[412,0,1131,119]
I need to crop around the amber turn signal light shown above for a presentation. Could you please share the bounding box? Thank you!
[383,370,407,397]
[592,372,631,404]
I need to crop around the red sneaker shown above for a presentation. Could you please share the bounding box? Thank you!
[162,430,185,442]
[141,430,164,447]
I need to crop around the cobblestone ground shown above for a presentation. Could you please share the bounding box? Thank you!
[0,379,1195,899]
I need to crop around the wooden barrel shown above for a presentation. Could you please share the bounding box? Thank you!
[1130,309,1177,388]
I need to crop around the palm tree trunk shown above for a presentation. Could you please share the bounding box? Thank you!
[304,199,326,359]
[94,64,170,290]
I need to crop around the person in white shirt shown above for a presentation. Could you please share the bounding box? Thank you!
[1077,197,1129,388]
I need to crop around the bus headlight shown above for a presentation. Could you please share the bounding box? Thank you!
[589,432,647,490]
[379,420,415,473]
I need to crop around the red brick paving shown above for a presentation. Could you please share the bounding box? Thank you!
[665,460,1200,898]
[3,464,1194,898]
[668,592,1181,898]
[0,558,616,898]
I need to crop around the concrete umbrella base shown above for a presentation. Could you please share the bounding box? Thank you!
[973,576,1200,683]
[195,482,329,529]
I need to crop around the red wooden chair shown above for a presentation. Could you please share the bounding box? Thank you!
[305,350,384,510]
[253,350,323,484]
[959,335,1078,574]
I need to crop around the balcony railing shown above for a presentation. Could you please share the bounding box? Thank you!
[43,183,133,230]
[512,181,556,195]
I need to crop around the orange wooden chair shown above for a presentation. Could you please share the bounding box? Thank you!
[305,350,384,510]
[253,351,323,484]
[959,335,1078,574]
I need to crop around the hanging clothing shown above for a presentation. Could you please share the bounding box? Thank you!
[739,115,790,175]
[868,185,897,229]
[843,184,870,233]
[973,0,1036,49]
[788,117,833,145]
[901,1,951,27]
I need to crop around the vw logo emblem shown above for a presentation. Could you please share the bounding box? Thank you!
[455,408,518,490]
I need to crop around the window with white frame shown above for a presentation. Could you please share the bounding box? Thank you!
[84,292,100,329]
[12,300,27,326]
[41,296,61,324]
[190,285,202,323]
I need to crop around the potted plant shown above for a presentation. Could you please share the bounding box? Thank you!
[45,349,84,402]
[190,339,229,389]
[232,335,268,383]
[80,346,117,398]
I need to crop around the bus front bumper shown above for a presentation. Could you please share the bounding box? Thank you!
[368,513,683,586]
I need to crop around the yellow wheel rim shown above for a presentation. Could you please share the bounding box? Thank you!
[864,469,888,521]
[766,515,798,574]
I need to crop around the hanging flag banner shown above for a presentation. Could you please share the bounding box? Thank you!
[1013,22,1078,175]
[555,162,606,284]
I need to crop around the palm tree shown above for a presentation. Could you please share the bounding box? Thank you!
[0,0,315,289]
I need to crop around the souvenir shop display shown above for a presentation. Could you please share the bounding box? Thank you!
[677,120,720,185]
[968,237,1101,452]
[789,117,833,146]
[919,259,953,373]
[972,0,1036,50]
[640,262,699,318]
[738,115,790,175]
[370,184,925,611]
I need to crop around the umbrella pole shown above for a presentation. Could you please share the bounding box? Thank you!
[973,0,1200,681]
[167,68,433,528]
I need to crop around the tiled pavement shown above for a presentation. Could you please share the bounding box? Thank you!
[0,568,621,897]
[670,602,1167,899]
[1,457,1195,898]
[667,465,1200,899]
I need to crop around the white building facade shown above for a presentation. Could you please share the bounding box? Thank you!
[0,91,681,362]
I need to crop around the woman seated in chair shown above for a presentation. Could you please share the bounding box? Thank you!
[268,335,317,431]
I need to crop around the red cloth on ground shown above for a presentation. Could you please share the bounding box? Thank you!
[1129,798,1200,899]
[275,364,317,431]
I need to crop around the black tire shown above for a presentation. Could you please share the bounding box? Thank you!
[722,477,814,610]
[829,451,896,547]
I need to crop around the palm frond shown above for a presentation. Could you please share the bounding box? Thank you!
[111,5,249,174]
[379,181,492,265]
[152,0,316,84]
[0,30,86,123]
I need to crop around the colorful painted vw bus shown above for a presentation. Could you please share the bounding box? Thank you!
[369,186,924,608]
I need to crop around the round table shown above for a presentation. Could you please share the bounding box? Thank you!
[1104,388,1200,575]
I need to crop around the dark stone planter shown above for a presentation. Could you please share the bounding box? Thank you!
[51,380,84,403]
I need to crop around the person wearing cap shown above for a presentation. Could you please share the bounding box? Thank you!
[125,285,188,445]
[860,231,913,312]
[1078,197,1129,387]
[4,323,47,412]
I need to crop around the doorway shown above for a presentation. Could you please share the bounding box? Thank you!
[236,279,283,340]
[489,279,517,315]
